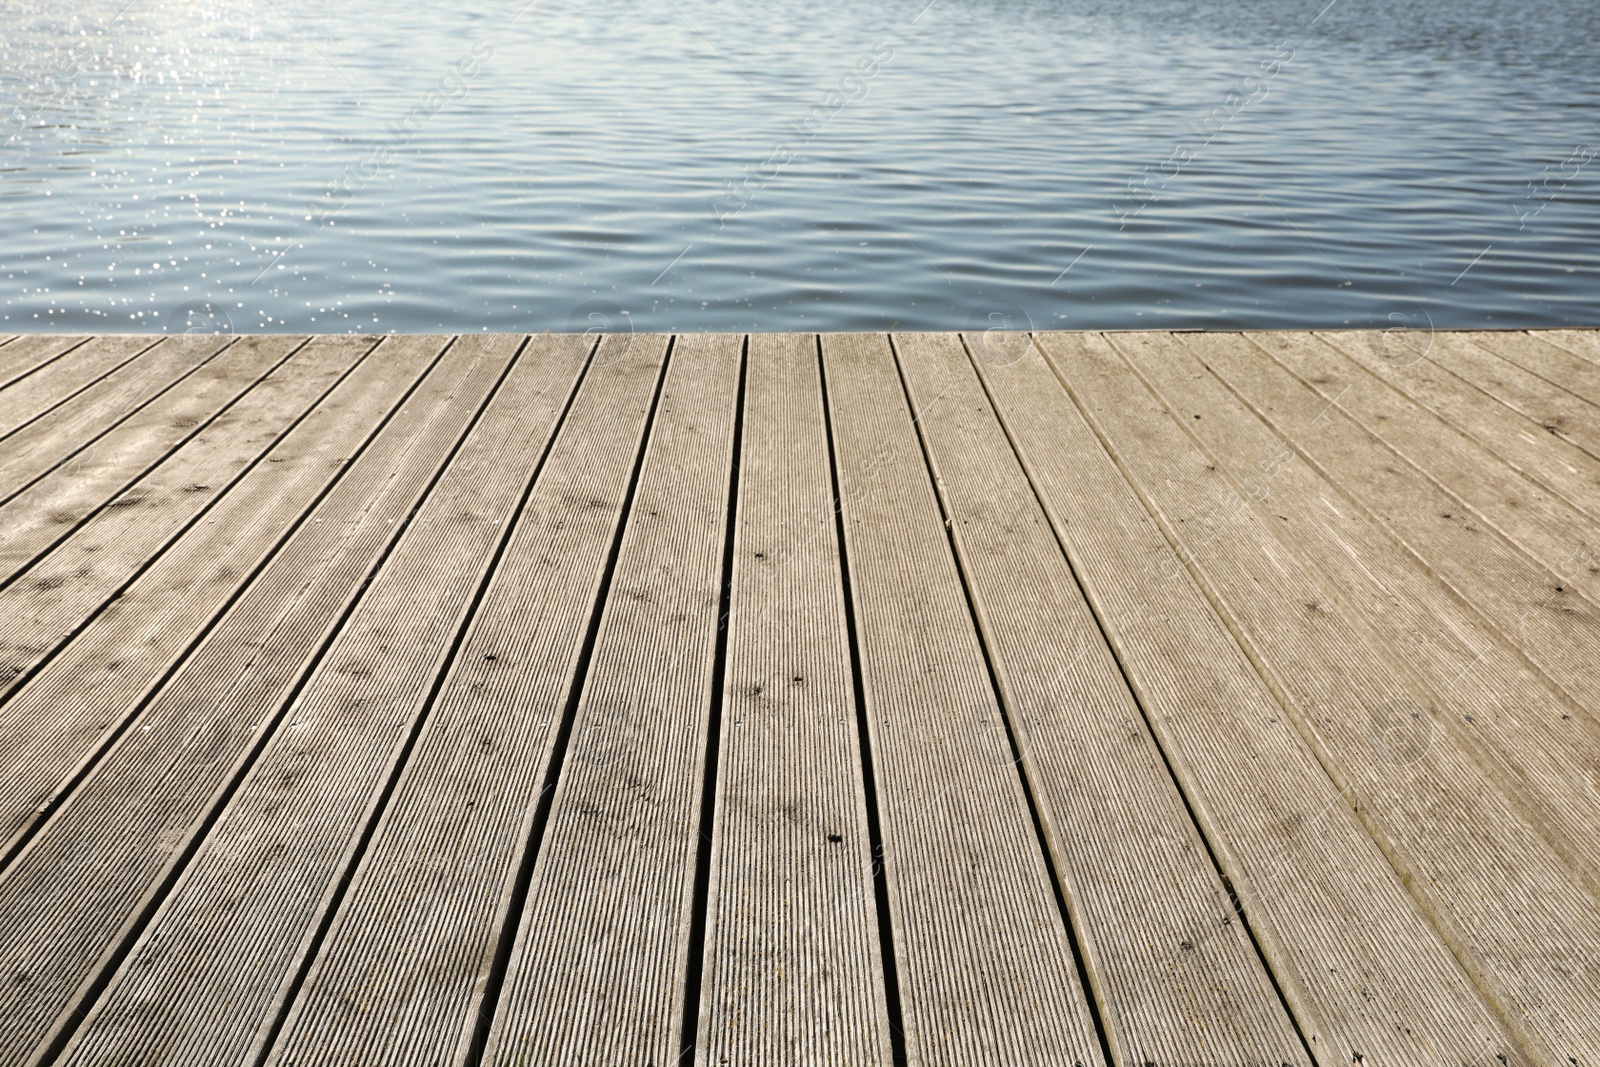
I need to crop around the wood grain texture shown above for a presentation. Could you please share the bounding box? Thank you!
[0,335,242,502]
[0,336,89,395]
[1421,329,1600,460]
[1184,332,1600,724]
[1221,329,1600,579]
[43,336,543,1067]
[697,333,893,1067]
[1465,329,1600,408]
[822,332,1105,1066]
[0,336,481,1063]
[1197,331,1600,891]
[893,331,1306,1065]
[1065,329,1600,1064]
[1541,328,1600,364]
[0,336,381,792]
[978,333,1517,1065]
[0,335,157,440]
[0,336,308,582]
[0,334,374,825]
[471,333,742,1067]
[1316,330,1600,526]
[0,330,1593,1066]
[253,331,678,1067]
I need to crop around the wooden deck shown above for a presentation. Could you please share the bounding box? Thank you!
[1,328,1598,1066]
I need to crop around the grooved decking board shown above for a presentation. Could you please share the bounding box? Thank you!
[0,337,403,850]
[1315,330,1600,525]
[0,335,377,749]
[1543,328,1600,363]
[1185,332,1600,888]
[0,335,157,440]
[52,335,610,1067]
[1183,333,1600,723]
[1467,329,1600,408]
[0,330,1596,1067]
[891,332,1306,1064]
[818,332,1105,1065]
[973,336,1518,1063]
[0,335,495,1062]
[1423,330,1600,459]
[1044,330,1600,1063]
[0,336,307,580]
[470,334,740,1067]
[0,335,239,502]
[54,336,536,1063]
[697,333,892,1066]
[257,331,675,1067]
[0,335,88,394]
[1222,329,1600,576]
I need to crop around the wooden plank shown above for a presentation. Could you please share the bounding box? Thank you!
[1467,330,1600,409]
[815,332,1106,1064]
[245,330,675,1066]
[0,336,411,849]
[259,334,728,1067]
[1541,328,1600,364]
[892,332,1306,1063]
[0,336,307,572]
[1420,330,1600,460]
[0,336,270,501]
[0,336,88,393]
[1181,332,1600,721]
[0,335,379,752]
[1316,330,1600,525]
[0,336,157,440]
[0,335,537,1064]
[459,335,739,1067]
[1063,329,1600,1063]
[0,334,237,502]
[696,333,893,1066]
[55,334,646,1067]
[0,327,1595,1065]
[975,333,1520,1061]
[1201,331,1600,887]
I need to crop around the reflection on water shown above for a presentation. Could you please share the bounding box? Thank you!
[1,0,1597,332]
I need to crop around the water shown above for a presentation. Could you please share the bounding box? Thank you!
[2,0,1597,334]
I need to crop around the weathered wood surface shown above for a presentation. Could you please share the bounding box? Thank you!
[1073,330,1600,1063]
[1191,331,1600,892]
[0,329,1596,1067]
[0,335,227,503]
[0,336,82,390]
[0,336,384,831]
[0,336,156,441]
[895,331,1306,1065]
[49,335,549,1065]
[0,336,312,583]
[819,332,1104,1065]
[979,333,1518,1063]
[480,333,739,1067]
[695,333,892,1065]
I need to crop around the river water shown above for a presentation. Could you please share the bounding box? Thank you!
[2,0,1597,334]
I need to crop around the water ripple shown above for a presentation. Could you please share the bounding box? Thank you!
[0,0,1595,332]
